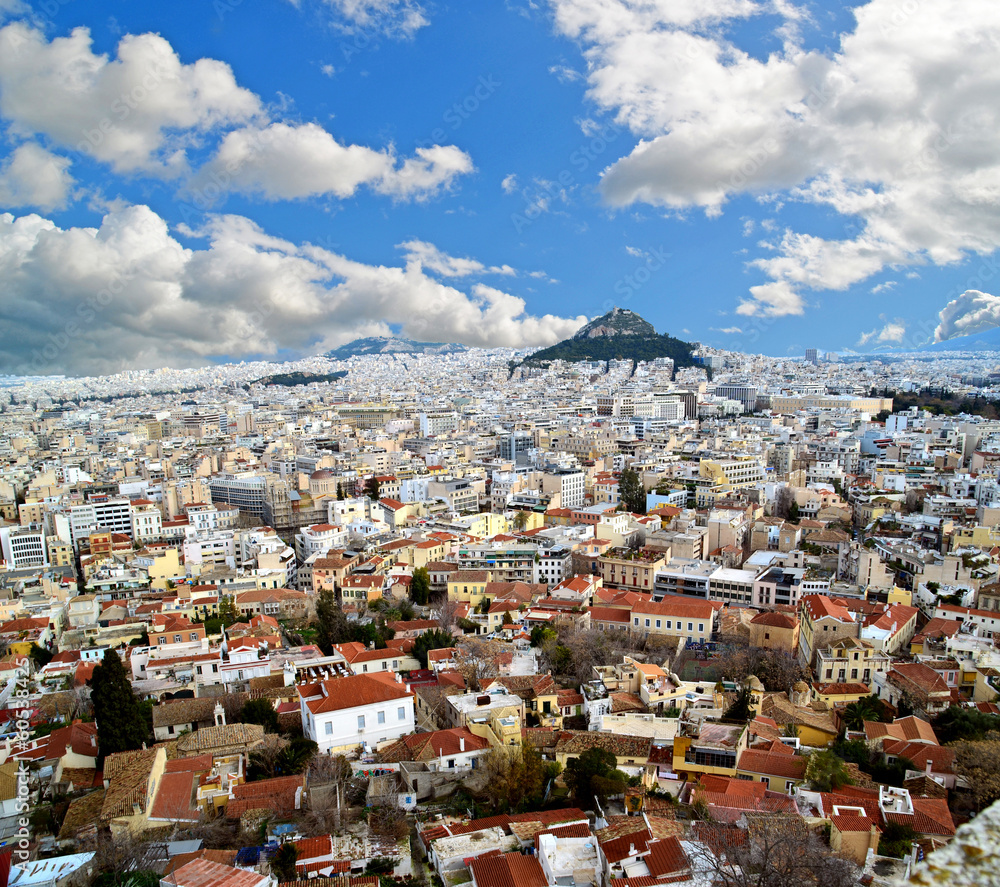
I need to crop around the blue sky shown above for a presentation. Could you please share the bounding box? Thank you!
[1,0,999,374]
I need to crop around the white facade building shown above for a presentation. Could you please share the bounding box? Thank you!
[299,673,416,755]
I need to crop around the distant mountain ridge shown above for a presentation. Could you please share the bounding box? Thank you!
[522,307,697,368]
[921,325,1000,352]
[324,336,468,359]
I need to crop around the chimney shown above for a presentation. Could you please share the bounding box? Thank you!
[460,736,465,752]
[628,844,636,858]
[925,759,933,776]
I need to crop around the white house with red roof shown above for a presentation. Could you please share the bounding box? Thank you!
[298,673,415,755]
[220,640,271,687]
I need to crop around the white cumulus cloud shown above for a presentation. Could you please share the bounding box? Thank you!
[0,205,586,375]
[398,240,516,277]
[194,123,472,202]
[550,0,1000,317]
[0,22,261,175]
[0,22,473,204]
[0,142,74,209]
[935,290,1000,342]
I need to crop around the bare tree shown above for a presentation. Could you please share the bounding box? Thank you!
[303,755,353,835]
[690,815,857,887]
[83,828,163,879]
[248,733,289,780]
[366,775,408,840]
[435,597,462,633]
[773,487,794,520]
[455,637,505,691]
[542,624,645,687]
[715,636,809,693]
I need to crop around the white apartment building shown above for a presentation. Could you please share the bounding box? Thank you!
[130,500,162,542]
[185,502,239,534]
[295,523,349,563]
[419,411,459,436]
[67,496,133,550]
[542,468,585,510]
[0,524,47,568]
[299,673,416,755]
[183,530,236,574]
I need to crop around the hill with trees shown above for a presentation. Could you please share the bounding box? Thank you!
[520,307,697,369]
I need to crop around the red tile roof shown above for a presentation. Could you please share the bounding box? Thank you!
[737,750,807,780]
[469,852,547,887]
[298,673,413,715]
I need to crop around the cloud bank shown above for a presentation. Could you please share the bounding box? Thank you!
[0,205,587,375]
[551,0,1000,316]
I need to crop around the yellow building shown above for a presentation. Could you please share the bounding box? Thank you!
[672,722,747,780]
[446,570,492,606]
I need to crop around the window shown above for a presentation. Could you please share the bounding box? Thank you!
[398,706,406,720]
[325,722,333,735]
[358,715,366,729]
[157,636,165,645]
[633,618,639,626]
[645,619,651,628]
[688,623,693,631]
[764,632,770,640]
[190,632,198,642]
[377,711,386,725]
[698,623,704,633]
[655,619,661,629]
[174,634,181,643]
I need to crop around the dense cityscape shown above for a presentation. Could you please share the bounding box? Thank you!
[3,0,1000,884]
[2,319,1000,887]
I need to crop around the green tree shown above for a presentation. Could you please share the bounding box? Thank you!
[933,704,1000,743]
[841,694,891,731]
[530,625,556,648]
[336,482,345,501]
[241,698,279,733]
[314,588,350,654]
[413,628,456,668]
[805,749,854,792]
[617,466,646,514]
[365,476,381,501]
[879,821,919,859]
[564,747,628,808]
[501,610,514,627]
[277,737,319,776]
[410,567,431,606]
[722,684,754,722]
[269,843,298,882]
[28,643,52,668]
[512,510,530,531]
[788,501,801,524]
[88,648,148,759]
[218,595,240,627]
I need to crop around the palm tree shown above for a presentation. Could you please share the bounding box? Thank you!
[841,695,886,731]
